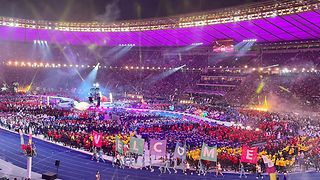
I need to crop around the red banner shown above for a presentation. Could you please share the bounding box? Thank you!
[93,131,102,147]
[240,146,258,164]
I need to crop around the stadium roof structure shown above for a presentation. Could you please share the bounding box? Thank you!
[0,0,319,47]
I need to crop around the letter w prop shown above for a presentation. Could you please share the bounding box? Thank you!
[200,143,217,162]
[240,146,258,164]
[93,130,102,148]
[129,137,145,155]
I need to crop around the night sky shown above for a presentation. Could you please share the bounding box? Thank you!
[0,0,264,22]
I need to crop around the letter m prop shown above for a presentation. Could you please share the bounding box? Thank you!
[200,143,217,162]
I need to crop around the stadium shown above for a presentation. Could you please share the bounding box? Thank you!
[0,0,320,179]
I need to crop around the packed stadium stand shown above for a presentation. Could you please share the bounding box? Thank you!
[0,0,320,179]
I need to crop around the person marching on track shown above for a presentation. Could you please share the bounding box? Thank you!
[128,152,134,167]
[164,157,171,174]
[216,161,224,177]
[256,164,263,179]
[158,159,165,174]
[120,154,125,169]
[184,161,192,175]
[182,160,187,175]
[91,147,99,162]
[239,162,247,178]
[123,143,129,166]
[198,160,205,176]
[115,153,120,166]
[149,155,154,172]
[172,158,178,174]
[32,142,37,157]
[97,148,105,163]
[115,153,123,168]
[112,152,116,167]
[95,171,101,180]
[140,153,144,170]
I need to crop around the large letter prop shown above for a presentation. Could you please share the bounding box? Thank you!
[150,139,166,156]
[262,155,276,173]
[200,143,217,162]
[240,146,258,164]
[115,136,124,154]
[174,143,187,160]
[93,131,102,148]
[129,137,145,155]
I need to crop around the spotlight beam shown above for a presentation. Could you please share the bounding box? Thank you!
[146,64,186,85]
[54,43,84,81]
[76,63,100,100]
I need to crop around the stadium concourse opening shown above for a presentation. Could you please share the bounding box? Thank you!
[0,0,320,180]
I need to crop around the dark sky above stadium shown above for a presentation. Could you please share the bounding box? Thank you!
[0,0,264,22]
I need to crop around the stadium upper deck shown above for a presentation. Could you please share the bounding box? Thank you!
[0,0,319,46]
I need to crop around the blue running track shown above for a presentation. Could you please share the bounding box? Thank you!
[0,128,319,180]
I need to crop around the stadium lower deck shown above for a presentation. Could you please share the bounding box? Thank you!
[0,128,319,180]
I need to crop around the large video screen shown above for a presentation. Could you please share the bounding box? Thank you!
[213,39,234,53]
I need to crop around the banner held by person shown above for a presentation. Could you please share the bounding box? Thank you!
[174,142,187,159]
[240,146,258,164]
[262,155,276,173]
[93,130,102,147]
[129,137,145,155]
[200,143,217,161]
[115,135,124,154]
[150,139,166,156]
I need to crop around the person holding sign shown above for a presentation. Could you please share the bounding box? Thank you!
[239,162,247,178]
[216,161,224,177]
[173,158,178,174]
[97,148,105,163]
[256,164,263,179]
[95,171,100,180]
[91,147,99,162]
[197,160,205,176]
[149,154,154,172]
[164,157,171,174]
[184,161,191,175]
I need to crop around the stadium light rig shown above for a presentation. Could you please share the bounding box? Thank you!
[242,39,257,42]
[191,42,203,46]
[93,83,99,87]
[33,40,48,44]
[119,44,136,47]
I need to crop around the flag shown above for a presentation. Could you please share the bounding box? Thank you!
[200,143,217,162]
[174,142,186,159]
[115,136,124,154]
[150,139,166,156]
[129,137,145,155]
[262,155,276,173]
[19,129,24,145]
[240,146,258,164]
[92,131,102,148]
